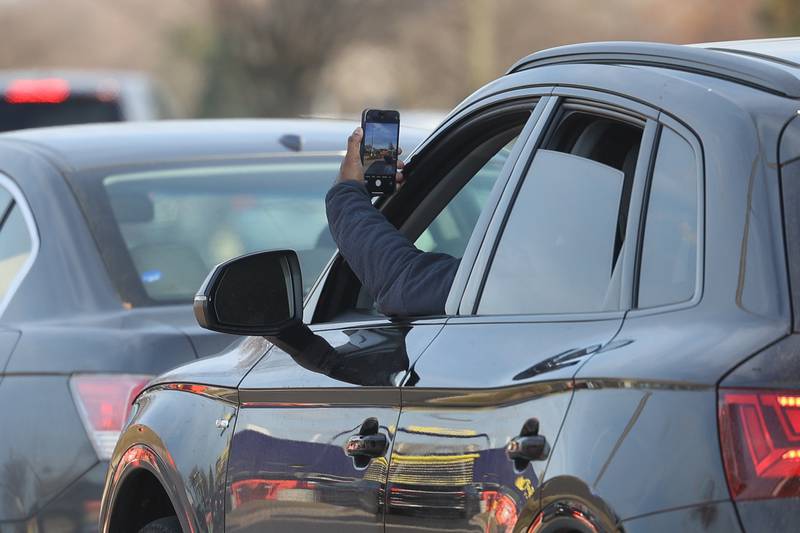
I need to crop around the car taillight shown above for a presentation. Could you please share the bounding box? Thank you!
[719,388,800,500]
[69,374,152,461]
[480,490,518,533]
[5,78,70,103]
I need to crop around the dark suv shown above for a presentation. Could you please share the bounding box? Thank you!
[102,39,800,532]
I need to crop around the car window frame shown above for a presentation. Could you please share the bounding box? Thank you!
[629,114,706,316]
[0,172,39,319]
[459,90,662,321]
[304,91,554,326]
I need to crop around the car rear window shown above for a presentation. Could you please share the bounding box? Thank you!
[76,157,341,306]
[0,96,122,132]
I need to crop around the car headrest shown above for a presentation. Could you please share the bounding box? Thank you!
[571,120,616,160]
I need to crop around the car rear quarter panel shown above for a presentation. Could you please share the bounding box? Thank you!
[0,142,121,322]
[0,375,97,522]
[103,387,237,533]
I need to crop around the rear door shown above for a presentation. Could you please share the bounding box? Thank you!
[386,93,660,532]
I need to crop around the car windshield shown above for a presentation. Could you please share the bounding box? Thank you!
[81,156,341,306]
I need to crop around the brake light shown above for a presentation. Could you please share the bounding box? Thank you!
[719,388,800,500]
[5,78,70,104]
[69,374,152,461]
[480,490,518,532]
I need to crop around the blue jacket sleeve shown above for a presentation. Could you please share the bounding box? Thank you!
[325,181,460,316]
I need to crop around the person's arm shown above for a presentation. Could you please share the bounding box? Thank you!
[325,128,459,316]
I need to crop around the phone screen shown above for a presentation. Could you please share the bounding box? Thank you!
[363,121,399,178]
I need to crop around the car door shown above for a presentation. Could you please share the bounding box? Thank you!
[385,93,660,532]
[223,98,544,532]
[224,321,443,533]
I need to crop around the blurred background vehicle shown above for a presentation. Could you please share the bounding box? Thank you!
[0,70,172,131]
[0,118,428,532]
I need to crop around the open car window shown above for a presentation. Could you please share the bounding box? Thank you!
[414,139,516,258]
[313,102,535,323]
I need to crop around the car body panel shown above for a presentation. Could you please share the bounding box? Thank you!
[735,498,800,533]
[542,385,727,522]
[0,375,97,522]
[102,388,238,533]
[779,114,800,165]
[620,501,742,533]
[385,316,623,531]
[150,336,274,390]
[721,333,800,390]
[36,462,107,533]
[224,321,443,531]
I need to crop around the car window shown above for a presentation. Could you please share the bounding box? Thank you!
[312,103,534,324]
[98,157,342,304]
[478,109,643,315]
[637,127,698,308]
[0,97,123,132]
[0,202,33,301]
[414,139,516,258]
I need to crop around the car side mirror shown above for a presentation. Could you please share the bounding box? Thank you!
[194,250,303,336]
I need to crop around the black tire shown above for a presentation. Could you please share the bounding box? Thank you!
[138,516,182,533]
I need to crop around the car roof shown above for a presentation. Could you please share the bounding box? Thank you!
[508,38,800,98]
[0,118,430,172]
[695,37,800,66]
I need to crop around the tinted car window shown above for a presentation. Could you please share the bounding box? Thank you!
[0,204,32,300]
[0,97,122,132]
[99,157,341,303]
[637,128,698,308]
[479,150,627,314]
[415,139,516,258]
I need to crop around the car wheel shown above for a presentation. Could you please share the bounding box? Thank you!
[138,516,181,533]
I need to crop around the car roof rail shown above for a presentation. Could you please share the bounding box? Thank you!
[507,41,800,98]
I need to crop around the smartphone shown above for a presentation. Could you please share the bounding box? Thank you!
[360,109,400,196]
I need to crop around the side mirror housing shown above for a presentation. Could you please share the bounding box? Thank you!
[194,250,303,336]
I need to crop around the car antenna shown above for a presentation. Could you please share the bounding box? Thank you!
[279,133,303,152]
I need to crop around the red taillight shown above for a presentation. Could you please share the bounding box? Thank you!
[70,374,152,461]
[5,78,70,104]
[480,490,518,533]
[719,388,800,500]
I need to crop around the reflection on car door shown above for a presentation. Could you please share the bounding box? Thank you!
[385,97,653,531]
[224,319,444,532]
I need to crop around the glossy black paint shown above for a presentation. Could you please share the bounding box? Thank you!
[105,40,800,533]
[0,119,428,530]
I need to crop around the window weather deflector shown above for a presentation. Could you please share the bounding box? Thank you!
[507,41,800,98]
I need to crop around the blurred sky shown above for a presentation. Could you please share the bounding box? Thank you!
[0,0,795,119]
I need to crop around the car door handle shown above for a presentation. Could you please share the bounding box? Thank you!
[345,433,388,458]
[506,417,549,470]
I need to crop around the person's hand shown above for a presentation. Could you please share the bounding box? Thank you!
[337,127,405,188]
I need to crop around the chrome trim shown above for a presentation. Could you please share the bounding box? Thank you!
[145,382,239,405]
[0,172,39,319]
